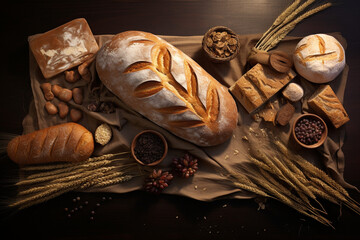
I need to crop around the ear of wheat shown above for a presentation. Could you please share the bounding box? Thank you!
[8,151,146,210]
[254,0,333,52]
[225,127,359,228]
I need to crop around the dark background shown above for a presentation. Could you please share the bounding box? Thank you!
[1,0,360,239]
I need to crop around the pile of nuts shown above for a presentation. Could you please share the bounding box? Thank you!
[205,31,238,58]
[40,57,94,122]
[41,83,84,122]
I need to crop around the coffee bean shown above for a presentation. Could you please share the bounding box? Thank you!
[295,117,325,145]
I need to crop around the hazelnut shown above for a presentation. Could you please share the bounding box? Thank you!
[45,101,58,115]
[70,109,83,122]
[58,102,69,119]
[72,88,83,105]
[58,88,73,102]
[40,83,54,101]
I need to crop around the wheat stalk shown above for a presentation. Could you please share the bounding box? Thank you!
[238,159,333,227]
[86,175,134,189]
[272,139,360,214]
[273,156,317,200]
[17,157,132,186]
[273,140,351,199]
[263,3,332,51]
[231,128,358,227]
[9,151,139,209]
[254,0,332,52]
[252,151,298,190]
[256,0,302,48]
[310,177,360,215]
[10,172,100,208]
[16,162,108,186]
[17,166,117,196]
[309,186,340,205]
[20,152,130,171]
[258,0,316,49]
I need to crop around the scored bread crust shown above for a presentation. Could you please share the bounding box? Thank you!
[293,34,345,84]
[7,123,94,165]
[308,85,349,128]
[96,31,238,146]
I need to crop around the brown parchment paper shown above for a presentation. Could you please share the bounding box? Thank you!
[22,32,355,201]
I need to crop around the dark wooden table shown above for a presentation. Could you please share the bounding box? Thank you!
[1,0,360,239]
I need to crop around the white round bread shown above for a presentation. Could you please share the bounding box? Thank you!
[293,34,345,84]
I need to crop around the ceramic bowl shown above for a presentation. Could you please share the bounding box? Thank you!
[292,113,328,149]
[131,130,168,166]
[202,26,240,63]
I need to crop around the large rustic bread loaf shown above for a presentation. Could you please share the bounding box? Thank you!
[96,31,238,146]
[293,34,345,84]
[7,123,94,165]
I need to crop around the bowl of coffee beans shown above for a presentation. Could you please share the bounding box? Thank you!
[131,130,168,166]
[202,26,240,63]
[292,113,328,148]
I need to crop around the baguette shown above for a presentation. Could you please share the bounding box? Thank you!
[7,123,94,165]
[96,31,238,146]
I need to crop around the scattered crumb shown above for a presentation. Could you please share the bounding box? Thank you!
[233,149,239,155]
[260,128,267,136]
[242,136,248,141]
[222,204,228,208]
[252,113,261,122]
[202,187,207,191]
[255,197,267,210]
[194,185,198,190]
[204,216,207,220]
[233,134,236,138]
[175,216,179,219]
[224,155,229,160]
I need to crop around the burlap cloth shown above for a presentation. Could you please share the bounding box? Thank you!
[23,32,355,201]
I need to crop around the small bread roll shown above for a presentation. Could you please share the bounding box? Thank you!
[282,83,304,102]
[293,34,345,84]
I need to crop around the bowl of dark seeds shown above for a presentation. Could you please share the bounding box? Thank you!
[131,130,168,166]
[292,113,328,148]
[202,26,240,63]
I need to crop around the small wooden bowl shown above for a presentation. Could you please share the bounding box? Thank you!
[131,130,168,166]
[292,113,328,149]
[202,26,240,63]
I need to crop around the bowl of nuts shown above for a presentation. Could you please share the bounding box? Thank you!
[202,26,240,63]
[131,130,168,166]
[292,113,328,148]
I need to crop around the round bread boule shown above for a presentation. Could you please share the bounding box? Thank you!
[293,34,345,84]
[282,83,304,102]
